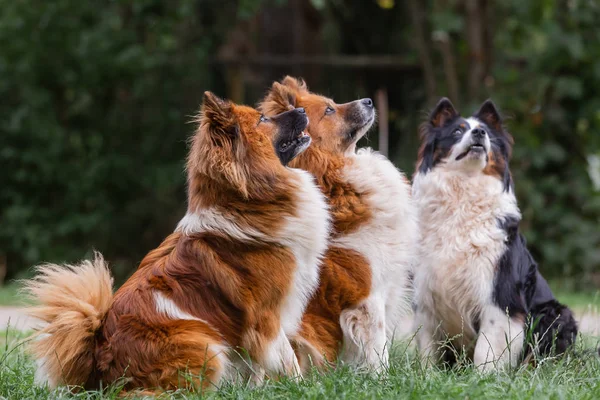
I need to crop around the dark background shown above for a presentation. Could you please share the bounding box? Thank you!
[2,0,600,287]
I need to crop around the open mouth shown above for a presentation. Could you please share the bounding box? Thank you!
[455,143,486,161]
[279,131,311,153]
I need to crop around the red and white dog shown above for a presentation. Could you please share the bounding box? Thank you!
[25,92,330,392]
[261,77,418,372]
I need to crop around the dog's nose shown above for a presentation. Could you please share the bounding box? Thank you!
[472,128,486,138]
[361,98,373,108]
[295,107,305,114]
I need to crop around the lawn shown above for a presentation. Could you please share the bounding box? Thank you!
[0,283,24,307]
[1,282,600,399]
[1,327,600,400]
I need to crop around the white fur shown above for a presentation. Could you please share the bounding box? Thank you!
[153,291,232,385]
[154,291,203,321]
[442,117,493,173]
[452,118,491,153]
[177,169,329,339]
[473,305,524,371]
[174,167,330,378]
[412,159,521,367]
[207,343,233,387]
[340,294,388,372]
[176,209,268,242]
[277,169,331,337]
[262,327,302,377]
[33,333,52,387]
[465,117,481,127]
[335,148,419,368]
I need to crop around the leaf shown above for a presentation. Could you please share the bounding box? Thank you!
[554,77,583,100]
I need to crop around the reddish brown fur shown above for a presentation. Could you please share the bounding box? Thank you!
[260,77,372,235]
[483,149,508,180]
[26,93,307,393]
[294,247,371,366]
[260,77,373,369]
[93,230,296,390]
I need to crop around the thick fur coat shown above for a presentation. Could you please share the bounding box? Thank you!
[24,93,330,392]
[412,98,577,370]
[260,77,419,371]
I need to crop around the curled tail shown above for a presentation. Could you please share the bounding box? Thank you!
[23,252,113,388]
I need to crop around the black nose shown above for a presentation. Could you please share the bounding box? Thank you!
[295,107,305,114]
[472,128,486,138]
[361,98,373,108]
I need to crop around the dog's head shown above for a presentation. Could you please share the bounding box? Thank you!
[416,98,513,190]
[260,76,375,156]
[188,92,309,198]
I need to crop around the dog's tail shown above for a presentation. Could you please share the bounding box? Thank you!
[23,252,114,389]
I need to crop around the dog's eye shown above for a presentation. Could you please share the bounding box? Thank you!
[325,106,335,115]
[454,129,462,136]
[259,115,269,124]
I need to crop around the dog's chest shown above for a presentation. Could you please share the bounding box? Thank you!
[413,171,519,333]
[335,149,419,287]
[278,168,331,336]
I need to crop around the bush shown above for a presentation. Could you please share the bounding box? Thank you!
[0,0,220,280]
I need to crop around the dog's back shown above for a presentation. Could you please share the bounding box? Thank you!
[25,94,330,392]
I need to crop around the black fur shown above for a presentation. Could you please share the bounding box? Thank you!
[418,98,514,191]
[418,98,577,363]
[493,216,531,319]
[527,274,578,356]
[270,107,309,166]
[494,217,578,357]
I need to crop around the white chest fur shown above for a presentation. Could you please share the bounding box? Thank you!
[176,169,330,338]
[278,168,331,336]
[412,168,520,338]
[335,148,419,331]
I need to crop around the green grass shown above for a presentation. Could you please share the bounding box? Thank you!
[0,282,25,307]
[2,328,600,400]
[554,289,600,313]
[2,283,600,399]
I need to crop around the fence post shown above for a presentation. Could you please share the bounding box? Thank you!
[375,87,389,157]
[226,64,245,103]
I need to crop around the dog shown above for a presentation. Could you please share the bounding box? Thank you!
[24,92,330,392]
[260,77,418,372]
[412,97,577,370]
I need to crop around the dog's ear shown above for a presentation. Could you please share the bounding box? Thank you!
[201,91,239,145]
[259,81,298,115]
[474,99,503,131]
[429,97,458,128]
[281,76,309,93]
[475,99,513,160]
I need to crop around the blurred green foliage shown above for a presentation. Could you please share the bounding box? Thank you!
[491,0,600,280]
[1,0,599,284]
[0,0,231,280]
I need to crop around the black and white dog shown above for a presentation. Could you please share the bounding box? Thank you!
[412,98,577,370]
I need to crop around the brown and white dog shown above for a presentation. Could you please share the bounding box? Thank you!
[412,98,577,370]
[24,92,330,392]
[260,77,418,372]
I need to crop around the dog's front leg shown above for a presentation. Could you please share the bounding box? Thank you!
[474,305,524,371]
[243,324,302,381]
[414,306,441,367]
[340,295,388,372]
[263,327,302,378]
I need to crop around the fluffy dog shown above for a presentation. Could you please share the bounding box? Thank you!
[261,77,418,372]
[24,92,330,392]
[412,98,577,370]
